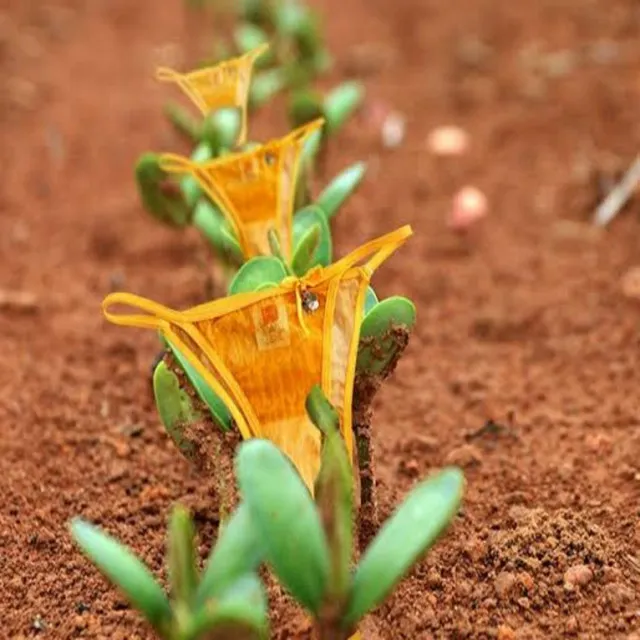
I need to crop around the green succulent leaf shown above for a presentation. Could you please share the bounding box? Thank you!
[315,162,367,220]
[181,143,213,210]
[166,340,233,431]
[249,68,288,110]
[153,361,201,455]
[201,108,242,153]
[236,439,330,613]
[274,0,307,35]
[164,102,201,143]
[233,23,270,59]
[292,205,332,270]
[70,519,172,634]
[192,200,245,267]
[301,128,322,166]
[167,505,198,608]
[135,153,192,228]
[357,296,416,376]
[186,574,268,640]
[307,387,353,602]
[364,286,378,315]
[324,81,364,134]
[289,89,324,130]
[228,256,288,295]
[291,222,321,277]
[197,504,265,605]
[344,467,464,627]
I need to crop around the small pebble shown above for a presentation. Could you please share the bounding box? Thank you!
[445,443,482,468]
[566,616,579,634]
[426,125,469,156]
[494,571,517,598]
[621,266,640,300]
[448,186,488,232]
[381,111,406,149]
[564,564,594,590]
[0,289,39,312]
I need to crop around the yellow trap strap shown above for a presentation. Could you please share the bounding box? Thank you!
[155,44,269,143]
[158,118,325,258]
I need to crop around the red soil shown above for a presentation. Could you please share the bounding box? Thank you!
[1,0,639,638]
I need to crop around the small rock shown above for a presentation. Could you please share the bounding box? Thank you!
[448,186,488,233]
[621,266,640,300]
[399,458,419,478]
[564,564,594,591]
[518,571,535,592]
[426,125,469,156]
[381,111,406,149]
[497,624,517,640]
[445,443,482,468]
[566,616,579,634]
[494,571,517,599]
[0,289,39,312]
[32,616,46,632]
[463,536,486,562]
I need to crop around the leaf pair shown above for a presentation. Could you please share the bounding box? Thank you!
[70,504,267,640]
[236,386,464,637]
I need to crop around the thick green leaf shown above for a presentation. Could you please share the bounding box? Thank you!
[186,574,268,640]
[135,153,191,228]
[291,222,321,276]
[307,387,353,603]
[153,361,200,456]
[233,23,270,58]
[166,340,233,431]
[274,0,307,35]
[236,440,330,613]
[356,297,416,376]
[167,505,198,608]
[293,205,332,269]
[70,519,172,634]
[228,256,287,295]
[343,468,464,627]
[324,82,364,134]
[192,200,245,267]
[181,143,213,209]
[201,108,241,153]
[197,504,264,604]
[300,128,322,166]
[364,286,378,316]
[289,89,324,129]
[164,102,201,143]
[249,68,287,109]
[315,162,367,220]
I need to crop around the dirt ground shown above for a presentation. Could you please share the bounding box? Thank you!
[1,0,640,638]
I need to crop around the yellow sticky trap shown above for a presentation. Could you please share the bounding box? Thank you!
[155,44,268,145]
[102,226,412,492]
[159,119,324,262]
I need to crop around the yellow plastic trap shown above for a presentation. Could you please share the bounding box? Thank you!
[158,118,324,261]
[103,225,412,491]
[155,44,268,145]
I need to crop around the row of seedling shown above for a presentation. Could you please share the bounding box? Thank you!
[71,3,465,638]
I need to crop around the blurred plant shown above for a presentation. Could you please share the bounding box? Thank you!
[235,386,464,639]
[70,504,267,640]
[137,139,367,278]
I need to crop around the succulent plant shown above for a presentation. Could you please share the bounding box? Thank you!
[236,386,464,639]
[70,504,267,640]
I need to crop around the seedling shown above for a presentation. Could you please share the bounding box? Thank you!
[151,256,415,469]
[236,386,464,639]
[69,504,267,640]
